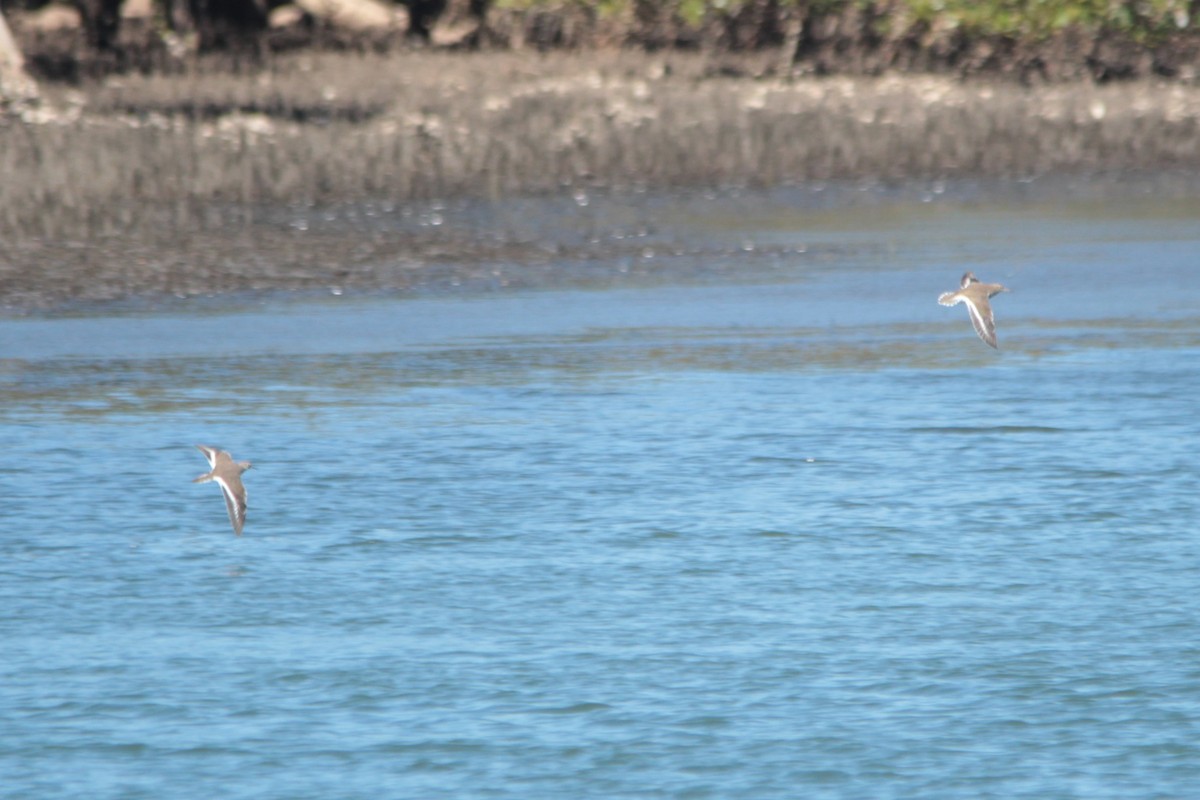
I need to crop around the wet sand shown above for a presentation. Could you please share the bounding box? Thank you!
[3,50,1200,310]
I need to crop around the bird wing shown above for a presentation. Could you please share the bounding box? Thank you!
[937,291,962,307]
[964,297,998,349]
[195,444,220,469]
[214,475,247,535]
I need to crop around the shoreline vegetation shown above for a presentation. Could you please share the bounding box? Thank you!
[2,1,1200,310]
[7,0,1200,83]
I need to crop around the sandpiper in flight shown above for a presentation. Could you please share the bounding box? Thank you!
[193,445,252,535]
[938,271,1009,349]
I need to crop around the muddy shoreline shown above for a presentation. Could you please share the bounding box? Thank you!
[3,49,1200,311]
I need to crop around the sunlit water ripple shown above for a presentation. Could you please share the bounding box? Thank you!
[2,185,1199,798]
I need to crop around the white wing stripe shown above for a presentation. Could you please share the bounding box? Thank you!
[213,476,245,532]
[964,299,996,347]
[197,445,218,469]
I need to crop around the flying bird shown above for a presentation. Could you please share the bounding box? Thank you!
[193,445,252,535]
[938,271,1009,349]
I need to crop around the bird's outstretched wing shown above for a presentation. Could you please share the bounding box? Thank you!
[963,297,998,349]
[195,444,220,470]
[214,475,247,535]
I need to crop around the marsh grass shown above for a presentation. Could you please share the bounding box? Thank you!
[8,50,1200,235]
[2,49,1200,307]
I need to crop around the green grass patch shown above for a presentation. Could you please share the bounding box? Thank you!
[492,0,1196,40]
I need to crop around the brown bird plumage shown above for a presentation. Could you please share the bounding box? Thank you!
[193,445,252,535]
[938,271,1009,349]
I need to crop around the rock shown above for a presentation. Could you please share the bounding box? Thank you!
[269,5,307,29]
[19,3,82,32]
[0,9,39,109]
[292,0,402,32]
[122,0,154,20]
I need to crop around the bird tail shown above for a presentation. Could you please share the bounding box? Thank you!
[193,473,214,484]
[937,292,959,307]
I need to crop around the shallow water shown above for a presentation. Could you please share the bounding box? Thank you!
[3,181,1200,798]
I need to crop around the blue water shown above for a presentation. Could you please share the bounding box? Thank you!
[3,185,1200,798]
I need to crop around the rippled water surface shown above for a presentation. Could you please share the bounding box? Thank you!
[3,182,1200,798]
